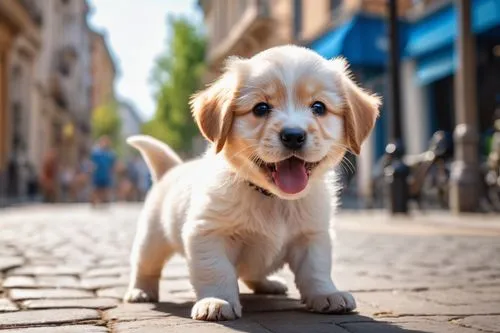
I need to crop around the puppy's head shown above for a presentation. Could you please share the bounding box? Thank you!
[191,45,380,199]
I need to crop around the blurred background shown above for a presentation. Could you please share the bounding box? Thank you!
[0,0,499,215]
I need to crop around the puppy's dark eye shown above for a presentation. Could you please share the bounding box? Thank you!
[252,102,271,117]
[311,101,326,116]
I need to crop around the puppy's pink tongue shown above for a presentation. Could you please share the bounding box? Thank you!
[272,157,308,194]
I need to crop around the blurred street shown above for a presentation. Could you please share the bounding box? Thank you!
[1,204,499,332]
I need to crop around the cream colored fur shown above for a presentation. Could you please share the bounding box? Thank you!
[123,45,379,321]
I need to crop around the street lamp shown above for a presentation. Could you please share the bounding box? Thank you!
[449,0,480,212]
[384,0,409,214]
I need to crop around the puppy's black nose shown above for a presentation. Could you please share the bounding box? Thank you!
[280,128,307,150]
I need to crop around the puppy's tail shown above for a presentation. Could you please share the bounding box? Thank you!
[127,135,182,183]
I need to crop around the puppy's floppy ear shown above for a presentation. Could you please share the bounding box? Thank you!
[190,59,242,153]
[335,59,381,155]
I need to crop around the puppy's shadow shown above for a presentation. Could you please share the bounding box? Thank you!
[152,294,432,333]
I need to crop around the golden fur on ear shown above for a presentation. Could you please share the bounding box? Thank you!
[336,60,381,155]
[190,59,243,153]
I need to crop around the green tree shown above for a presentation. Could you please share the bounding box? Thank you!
[143,16,206,153]
[91,100,121,147]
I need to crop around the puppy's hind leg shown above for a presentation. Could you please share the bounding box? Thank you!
[124,206,173,303]
[243,276,288,295]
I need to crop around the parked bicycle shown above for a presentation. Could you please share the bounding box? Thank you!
[369,130,454,210]
[482,117,500,211]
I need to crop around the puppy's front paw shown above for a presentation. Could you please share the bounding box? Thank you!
[123,288,158,303]
[304,291,356,313]
[191,297,242,321]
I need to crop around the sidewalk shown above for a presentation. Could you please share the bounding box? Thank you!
[0,204,499,332]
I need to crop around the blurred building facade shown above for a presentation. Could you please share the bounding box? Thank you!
[89,30,116,109]
[0,0,43,201]
[199,0,500,204]
[38,0,93,171]
[200,0,293,81]
[0,0,95,203]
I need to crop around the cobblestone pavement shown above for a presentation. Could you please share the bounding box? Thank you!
[1,204,500,332]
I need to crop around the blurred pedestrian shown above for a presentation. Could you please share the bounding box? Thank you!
[71,156,93,202]
[39,148,59,203]
[90,136,117,206]
[60,165,75,202]
[488,109,500,168]
[115,160,132,201]
[130,155,150,201]
[26,164,39,201]
[126,155,142,201]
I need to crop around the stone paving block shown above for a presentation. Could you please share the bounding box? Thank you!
[0,257,24,272]
[3,325,109,333]
[96,286,127,300]
[105,302,191,321]
[23,297,119,310]
[0,247,19,256]
[9,265,87,276]
[264,311,377,324]
[9,288,94,301]
[80,276,129,289]
[385,315,454,324]
[0,309,100,329]
[355,290,500,317]
[3,276,36,288]
[98,259,128,267]
[36,276,82,289]
[159,278,193,293]
[166,255,187,266]
[340,321,480,333]
[84,266,130,278]
[259,323,350,333]
[413,287,500,305]
[113,318,273,333]
[27,258,65,266]
[0,298,18,312]
[23,250,52,260]
[3,276,81,289]
[161,264,190,280]
[159,290,196,303]
[456,315,500,332]
[333,271,471,292]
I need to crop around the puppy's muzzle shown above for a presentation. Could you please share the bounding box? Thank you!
[279,128,307,150]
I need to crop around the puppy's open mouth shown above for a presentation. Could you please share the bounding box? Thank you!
[255,156,321,195]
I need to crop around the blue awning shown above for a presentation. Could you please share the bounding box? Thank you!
[415,47,456,85]
[310,15,394,66]
[405,0,500,58]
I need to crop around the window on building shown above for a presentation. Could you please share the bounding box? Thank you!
[293,0,302,39]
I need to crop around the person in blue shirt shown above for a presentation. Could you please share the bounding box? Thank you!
[90,136,117,206]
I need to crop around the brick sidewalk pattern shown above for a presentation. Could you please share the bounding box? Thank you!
[0,204,499,332]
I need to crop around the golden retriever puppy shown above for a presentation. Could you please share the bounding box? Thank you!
[123,45,380,321]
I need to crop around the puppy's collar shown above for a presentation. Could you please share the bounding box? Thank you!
[246,182,275,197]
